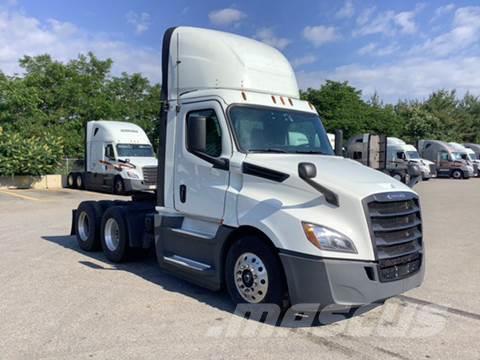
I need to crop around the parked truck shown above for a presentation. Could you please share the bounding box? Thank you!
[67,121,158,194]
[71,27,424,309]
[418,140,472,179]
[387,137,434,181]
[346,134,422,187]
[449,142,479,176]
[464,143,480,160]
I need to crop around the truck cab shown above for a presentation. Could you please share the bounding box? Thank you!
[68,121,157,193]
[387,137,434,180]
[72,27,424,309]
[419,140,471,179]
[449,142,478,177]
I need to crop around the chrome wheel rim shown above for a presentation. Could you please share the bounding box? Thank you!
[68,175,74,186]
[76,176,82,187]
[104,218,120,252]
[78,211,89,242]
[453,171,461,179]
[234,252,268,303]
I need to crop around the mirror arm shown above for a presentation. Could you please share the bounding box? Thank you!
[192,150,229,170]
[302,177,339,206]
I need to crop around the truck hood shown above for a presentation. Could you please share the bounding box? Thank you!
[117,157,157,169]
[244,154,412,199]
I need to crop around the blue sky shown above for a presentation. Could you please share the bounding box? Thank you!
[1,0,480,102]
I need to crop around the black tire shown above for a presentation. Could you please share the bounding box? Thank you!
[451,169,463,179]
[100,207,129,262]
[75,201,103,251]
[225,236,287,308]
[67,173,76,188]
[75,173,84,189]
[113,177,125,195]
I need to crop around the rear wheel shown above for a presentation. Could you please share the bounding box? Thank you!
[225,236,287,308]
[75,173,84,189]
[67,173,76,188]
[451,169,463,179]
[100,207,129,262]
[75,201,103,251]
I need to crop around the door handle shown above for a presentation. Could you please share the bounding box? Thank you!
[179,184,187,203]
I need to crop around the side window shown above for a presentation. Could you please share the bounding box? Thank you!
[187,109,222,157]
[439,151,449,161]
[105,144,115,160]
[397,151,405,160]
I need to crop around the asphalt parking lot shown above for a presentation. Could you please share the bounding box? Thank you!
[1,181,479,359]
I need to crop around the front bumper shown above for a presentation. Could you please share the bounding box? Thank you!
[279,251,424,307]
[123,178,156,192]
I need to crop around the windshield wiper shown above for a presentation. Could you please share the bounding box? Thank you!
[248,148,287,153]
[294,150,329,155]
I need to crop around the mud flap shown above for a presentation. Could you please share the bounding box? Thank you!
[70,209,77,235]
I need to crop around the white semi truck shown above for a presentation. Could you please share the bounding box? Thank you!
[67,121,157,194]
[71,27,424,309]
[387,137,434,181]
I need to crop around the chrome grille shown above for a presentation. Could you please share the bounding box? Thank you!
[364,192,423,282]
[142,166,158,186]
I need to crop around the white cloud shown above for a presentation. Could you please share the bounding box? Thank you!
[394,11,417,34]
[208,8,246,27]
[303,25,339,47]
[357,42,399,56]
[254,27,290,50]
[336,0,354,19]
[356,6,375,26]
[354,7,419,36]
[126,11,150,35]
[296,56,480,103]
[0,10,161,82]
[291,55,317,68]
[411,6,480,57]
[431,3,455,22]
[357,42,377,55]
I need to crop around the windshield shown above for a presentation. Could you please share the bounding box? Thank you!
[406,151,420,159]
[116,144,154,157]
[467,152,475,161]
[229,106,334,155]
[451,152,464,161]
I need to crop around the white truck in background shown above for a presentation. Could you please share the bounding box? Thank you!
[71,27,424,310]
[387,137,434,181]
[419,140,472,179]
[67,121,157,194]
[449,142,479,177]
[345,134,422,187]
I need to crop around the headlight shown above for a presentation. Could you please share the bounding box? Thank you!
[126,171,139,179]
[302,222,357,253]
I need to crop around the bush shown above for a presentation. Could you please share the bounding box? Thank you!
[0,128,64,176]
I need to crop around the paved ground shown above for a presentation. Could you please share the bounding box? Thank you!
[0,181,479,359]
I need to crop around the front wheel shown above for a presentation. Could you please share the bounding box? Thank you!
[225,236,287,308]
[451,169,463,179]
[113,177,125,195]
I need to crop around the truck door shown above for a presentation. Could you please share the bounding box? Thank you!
[174,101,231,221]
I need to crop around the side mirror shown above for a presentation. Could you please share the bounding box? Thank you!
[298,162,317,179]
[334,129,343,156]
[187,115,207,153]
